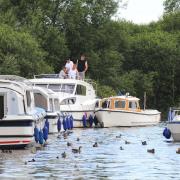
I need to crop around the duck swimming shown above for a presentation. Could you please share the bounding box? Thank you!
[93,142,98,147]
[147,149,155,154]
[67,142,72,146]
[72,146,82,153]
[125,140,130,144]
[142,141,147,145]
[61,152,67,158]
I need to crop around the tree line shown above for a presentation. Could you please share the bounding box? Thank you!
[0,0,179,117]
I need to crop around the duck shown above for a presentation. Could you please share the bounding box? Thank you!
[57,134,61,139]
[77,137,80,141]
[125,140,130,144]
[147,149,155,154]
[28,158,36,162]
[142,141,147,145]
[120,146,124,150]
[56,156,59,159]
[67,142,72,147]
[61,152,67,158]
[72,146,82,153]
[116,134,122,138]
[63,133,68,139]
[93,142,98,147]
[176,148,180,154]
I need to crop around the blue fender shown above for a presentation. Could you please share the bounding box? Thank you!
[63,116,67,131]
[43,126,48,141]
[82,114,87,128]
[163,127,171,139]
[34,127,39,143]
[57,118,61,132]
[89,114,93,127]
[70,115,73,129]
[45,119,49,133]
[39,129,44,145]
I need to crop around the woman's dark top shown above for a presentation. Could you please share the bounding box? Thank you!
[77,60,87,72]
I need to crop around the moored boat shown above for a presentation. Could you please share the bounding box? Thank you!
[95,95,161,127]
[32,86,60,133]
[29,74,97,128]
[163,107,180,141]
[0,75,46,148]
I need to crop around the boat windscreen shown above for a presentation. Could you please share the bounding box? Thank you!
[35,83,75,94]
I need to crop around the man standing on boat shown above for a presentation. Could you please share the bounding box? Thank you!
[77,54,88,80]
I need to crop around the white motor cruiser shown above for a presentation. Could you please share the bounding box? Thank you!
[163,107,180,141]
[0,75,46,148]
[29,74,97,128]
[32,86,60,133]
[95,95,161,127]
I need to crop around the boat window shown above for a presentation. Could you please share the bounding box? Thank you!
[61,84,75,94]
[48,84,61,92]
[60,98,76,105]
[75,85,86,96]
[95,100,99,108]
[35,84,48,88]
[0,95,4,119]
[54,99,59,111]
[102,100,108,108]
[34,93,47,110]
[114,100,126,108]
[26,91,31,107]
[129,101,137,110]
[49,98,53,111]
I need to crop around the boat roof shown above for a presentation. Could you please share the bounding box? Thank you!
[30,74,95,87]
[0,79,31,95]
[102,95,140,101]
[32,86,59,99]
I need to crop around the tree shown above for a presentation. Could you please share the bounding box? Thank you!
[0,23,52,77]
[164,0,180,13]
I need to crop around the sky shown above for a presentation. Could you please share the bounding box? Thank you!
[115,0,165,24]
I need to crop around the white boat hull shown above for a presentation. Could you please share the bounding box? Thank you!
[95,109,161,127]
[46,113,59,133]
[0,117,45,148]
[61,110,94,128]
[167,122,180,141]
[60,101,96,128]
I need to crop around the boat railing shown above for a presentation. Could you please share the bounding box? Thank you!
[33,74,97,92]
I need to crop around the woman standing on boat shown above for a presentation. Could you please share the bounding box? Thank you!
[77,54,88,80]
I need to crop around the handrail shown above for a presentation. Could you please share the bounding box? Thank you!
[33,74,97,88]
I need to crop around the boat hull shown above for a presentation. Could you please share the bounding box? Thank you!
[0,118,45,148]
[95,109,161,127]
[61,110,95,128]
[167,122,180,141]
[45,114,59,133]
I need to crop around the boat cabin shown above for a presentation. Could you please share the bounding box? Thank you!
[100,96,141,112]
[0,79,36,119]
[29,74,96,103]
[33,87,59,112]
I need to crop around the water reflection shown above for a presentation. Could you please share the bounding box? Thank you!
[0,125,180,179]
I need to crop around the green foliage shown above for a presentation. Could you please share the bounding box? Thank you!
[0,23,52,77]
[164,0,180,13]
[97,83,116,98]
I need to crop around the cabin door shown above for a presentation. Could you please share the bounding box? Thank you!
[0,95,4,119]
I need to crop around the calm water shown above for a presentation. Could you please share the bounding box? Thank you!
[0,124,180,180]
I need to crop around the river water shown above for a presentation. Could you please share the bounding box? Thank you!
[0,124,180,180]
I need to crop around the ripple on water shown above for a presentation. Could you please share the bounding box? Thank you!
[0,125,180,179]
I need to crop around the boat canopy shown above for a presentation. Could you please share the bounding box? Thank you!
[100,96,141,112]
